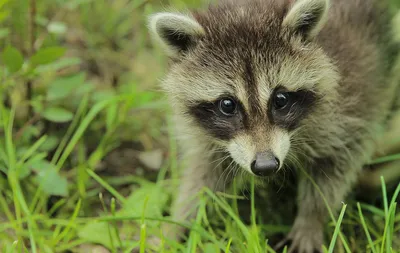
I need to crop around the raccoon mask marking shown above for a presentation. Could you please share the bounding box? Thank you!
[149,0,337,176]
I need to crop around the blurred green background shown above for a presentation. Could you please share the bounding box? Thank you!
[0,0,399,252]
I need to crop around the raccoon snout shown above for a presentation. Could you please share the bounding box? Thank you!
[250,152,280,177]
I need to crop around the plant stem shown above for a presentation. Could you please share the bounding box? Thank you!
[29,0,36,56]
[27,0,36,116]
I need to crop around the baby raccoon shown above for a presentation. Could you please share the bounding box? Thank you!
[149,0,399,252]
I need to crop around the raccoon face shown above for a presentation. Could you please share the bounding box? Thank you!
[149,0,338,176]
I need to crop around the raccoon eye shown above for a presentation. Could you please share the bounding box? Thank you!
[274,92,290,109]
[219,98,237,116]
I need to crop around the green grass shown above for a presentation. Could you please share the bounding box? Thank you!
[0,0,400,252]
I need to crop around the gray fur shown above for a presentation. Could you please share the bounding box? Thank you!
[149,0,400,252]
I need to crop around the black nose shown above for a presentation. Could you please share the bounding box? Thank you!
[250,152,280,177]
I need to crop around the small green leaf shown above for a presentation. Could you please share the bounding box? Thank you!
[78,222,120,249]
[30,159,54,173]
[47,72,86,101]
[118,183,168,227]
[30,47,66,67]
[38,135,59,152]
[2,46,24,73]
[37,168,68,196]
[33,160,68,196]
[19,153,48,179]
[41,107,74,123]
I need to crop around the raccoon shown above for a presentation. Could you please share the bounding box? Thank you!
[148,0,399,252]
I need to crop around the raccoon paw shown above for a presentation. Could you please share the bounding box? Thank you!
[274,219,323,253]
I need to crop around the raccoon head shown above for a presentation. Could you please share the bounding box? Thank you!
[149,0,338,177]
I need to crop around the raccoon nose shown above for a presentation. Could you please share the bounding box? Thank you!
[250,152,280,177]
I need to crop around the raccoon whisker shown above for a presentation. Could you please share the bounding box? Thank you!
[205,150,229,156]
[233,164,241,178]
[214,169,227,197]
[277,167,287,194]
[204,145,228,154]
[213,156,231,186]
[210,155,230,165]
[239,172,250,201]
[223,160,237,192]
[220,164,233,193]
[212,155,231,195]
[223,168,232,193]
[212,153,230,164]
[215,159,235,193]
[231,166,240,190]
[225,161,241,192]
[285,153,302,172]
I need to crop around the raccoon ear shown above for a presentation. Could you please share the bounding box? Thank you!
[148,12,205,57]
[283,0,329,39]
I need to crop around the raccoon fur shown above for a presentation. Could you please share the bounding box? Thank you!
[148,0,400,252]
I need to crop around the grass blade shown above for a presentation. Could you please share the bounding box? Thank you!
[1,105,38,253]
[381,203,397,253]
[225,238,233,253]
[53,199,82,245]
[328,203,347,253]
[16,135,47,168]
[389,182,400,214]
[55,94,135,172]
[51,94,89,164]
[380,177,390,253]
[357,203,378,253]
[371,154,400,165]
[388,202,397,252]
[86,169,126,204]
[99,193,116,253]
[250,177,261,252]
[140,196,149,253]
[110,198,123,248]
[203,188,259,253]
[187,197,205,253]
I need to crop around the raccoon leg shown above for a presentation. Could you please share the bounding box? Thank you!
[277,162,358,253]
[163,153,228,242]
